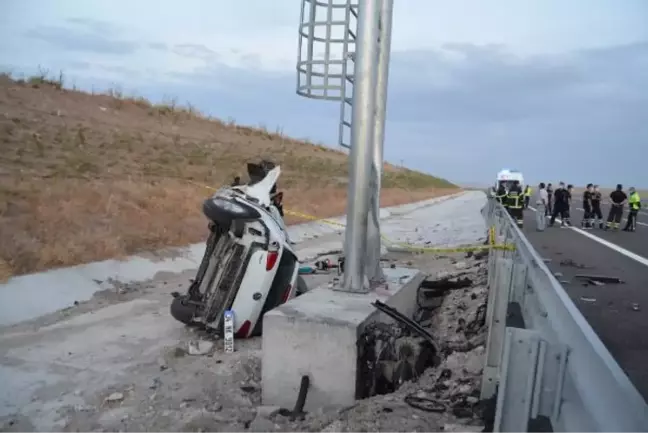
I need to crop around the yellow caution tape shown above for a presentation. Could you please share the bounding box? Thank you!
[187,180,515,253]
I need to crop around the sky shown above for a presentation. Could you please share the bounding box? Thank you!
[1,0,647,187]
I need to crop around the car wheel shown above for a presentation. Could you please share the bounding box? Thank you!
[170,296,197,325]
[296,275,308,296]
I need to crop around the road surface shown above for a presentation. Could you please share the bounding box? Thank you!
[523,205,648,402]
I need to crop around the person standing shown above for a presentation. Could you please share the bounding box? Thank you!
[495,183,507,205]
[581,184,594,229]
[591,185,604,229]
[566,184,574,223]
[605,184,627,231]
[506,180,524,228]
[546,183,553,216]
[550,182,571,227]
[623,187,641,232]
[523,185,532,209]
[535,182,548,231]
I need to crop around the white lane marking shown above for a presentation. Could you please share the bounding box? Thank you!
[528,206,648,268]
[573,207,648,227]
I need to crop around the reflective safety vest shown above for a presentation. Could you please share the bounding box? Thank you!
[524,187,532,197]
[629,192,641,210]
[507,190,522,208]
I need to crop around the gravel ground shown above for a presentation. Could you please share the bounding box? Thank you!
[0,192,490,432]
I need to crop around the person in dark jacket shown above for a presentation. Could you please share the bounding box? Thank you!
[591,185,604,229]
[581,183,594,229]
[549,182,571,227]
[566,184,574,222]
[545,183,553,216]
[495,183,507,204]
[605,184,627,231]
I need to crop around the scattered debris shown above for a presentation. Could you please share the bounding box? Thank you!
[444,422,484,432]
[575,274,624,284]
[632,303,640,312]
[559,258,589,269]
[372,300,439,353]
[542,258,552,263]
[553,272,563,278]
[1,239,491,432]
[588,279,605,287]
[580,297,597,303]
[187,339,215,356]
[104,392,124,403]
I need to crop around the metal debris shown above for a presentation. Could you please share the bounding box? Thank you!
[588,279,605,287]
[575,274,624,284]
[580,297,596,303]
[559,258,589,269]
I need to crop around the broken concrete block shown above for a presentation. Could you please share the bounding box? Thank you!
[187,340,214,356]
[248,415,276,432]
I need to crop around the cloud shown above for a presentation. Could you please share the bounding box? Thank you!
[3,14,647,186]
[24,23,138,55]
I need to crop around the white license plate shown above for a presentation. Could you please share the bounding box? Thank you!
[224,310,235,353]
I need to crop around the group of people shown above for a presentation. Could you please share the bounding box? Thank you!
[492,181,642,233]
[534,182,641,232]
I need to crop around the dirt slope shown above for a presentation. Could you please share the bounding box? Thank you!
[0,73,458,278]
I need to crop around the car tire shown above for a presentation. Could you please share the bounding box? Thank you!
[296,275,308,295]
[170,296,197,325]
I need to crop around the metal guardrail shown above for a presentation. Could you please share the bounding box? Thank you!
[480,197,648,432]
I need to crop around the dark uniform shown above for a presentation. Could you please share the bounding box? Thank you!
[506,182,524,228]
[546,184,553,216]
[606,187,627,230]
[566,185,573,222]
[550,186,571,227]
[581,185,593,229]
[495,185,507,204]
[591,188,603,228]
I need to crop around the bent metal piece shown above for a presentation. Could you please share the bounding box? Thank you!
[371,300,439,353]
[574,274,624,284]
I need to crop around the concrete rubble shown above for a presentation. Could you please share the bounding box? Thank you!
[0,192,491,432]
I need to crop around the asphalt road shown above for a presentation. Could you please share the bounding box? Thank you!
[522,206,648,402]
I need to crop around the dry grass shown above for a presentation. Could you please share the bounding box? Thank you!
[0,71,458,279]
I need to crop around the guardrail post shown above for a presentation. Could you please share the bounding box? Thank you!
[481,229,515,399]
[494,327,569,432]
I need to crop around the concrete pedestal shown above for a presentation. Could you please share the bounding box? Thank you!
[261,267,425,411]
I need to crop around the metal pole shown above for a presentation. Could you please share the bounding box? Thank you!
[365,0,394,286]
[340,0,380,293]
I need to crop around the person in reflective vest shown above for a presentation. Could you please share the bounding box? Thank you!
[506,181,524,228]
[523,185,532,209]
[623,187,641,232]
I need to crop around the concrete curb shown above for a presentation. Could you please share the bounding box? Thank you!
[0,191,466,326]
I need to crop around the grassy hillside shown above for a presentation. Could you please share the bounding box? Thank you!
[0,72,458,279]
